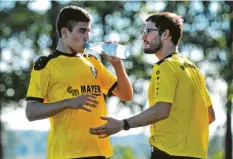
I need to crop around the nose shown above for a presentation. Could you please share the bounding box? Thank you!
[141,34,147,41]
[84,32,90,42]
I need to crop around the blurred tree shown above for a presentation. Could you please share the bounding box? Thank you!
[2,123,18,159]
[110,146,134,159]
[223,2,233,159]
[0,1,45,158]
[211,151,224,159]
[0,1,232,159]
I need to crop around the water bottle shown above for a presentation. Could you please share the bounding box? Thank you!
[84,42,131,59]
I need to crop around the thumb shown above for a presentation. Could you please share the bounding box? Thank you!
[100,116,109,121]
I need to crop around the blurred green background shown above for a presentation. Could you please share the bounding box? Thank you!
[0,1,232,159]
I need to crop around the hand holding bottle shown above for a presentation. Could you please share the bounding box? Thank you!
[84,41,131,60]
[100,41,121,63]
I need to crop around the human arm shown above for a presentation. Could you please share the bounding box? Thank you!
[102,54,133,101]
[89,102,171,138]
[111,59,133,101]
[199,70,215,124]
[26,94,98,121]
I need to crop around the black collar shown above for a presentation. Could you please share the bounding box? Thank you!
[53,50,79,57]
[157,53,178,65]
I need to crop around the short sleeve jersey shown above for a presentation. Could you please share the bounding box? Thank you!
[148,53,212,159]
[26,50,117,159]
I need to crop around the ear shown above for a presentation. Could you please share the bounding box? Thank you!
[162,29,170,40]
[61,28,68,38]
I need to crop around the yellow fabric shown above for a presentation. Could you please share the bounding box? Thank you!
[26,51,117,159]
[148,53,212,159]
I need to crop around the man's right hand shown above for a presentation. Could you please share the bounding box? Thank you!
[65,94,98,112]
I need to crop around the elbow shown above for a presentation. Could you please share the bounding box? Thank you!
[161,112,170,120]
[26,111,35,122]
[27,117,35,122]
[209,115,215,124]
[120,86,134,101]
[25,107,36,122]
[151,102,171,123]
[120,92,133,102]
[151,111,169,124]
[208,106,215,124]
[156,110,170,121]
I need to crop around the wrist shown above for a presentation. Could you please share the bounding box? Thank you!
[123,119,130,131]
[120,120,124,131]
[111,60,122,67]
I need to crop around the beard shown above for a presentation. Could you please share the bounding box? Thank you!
[144,38,163,54]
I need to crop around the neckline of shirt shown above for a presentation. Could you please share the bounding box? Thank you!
[53,50,82,57]
[156,52,179,65]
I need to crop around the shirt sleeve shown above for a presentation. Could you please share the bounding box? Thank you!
[151,62,178,104]
[200,73,212,107]
[26,66,50,103]
[204,87,212,107]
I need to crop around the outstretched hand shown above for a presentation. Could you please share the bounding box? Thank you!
[89,116,124,138]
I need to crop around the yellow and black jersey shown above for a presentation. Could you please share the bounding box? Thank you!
[148,53,212,159]
[26,50,117,159]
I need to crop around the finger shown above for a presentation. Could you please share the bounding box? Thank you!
[98,134,109,138]
[81,106,92,112]
[90,125,106,131]
[100,116,110,121]
[90,129,107,135]
[85,98,99,105]
[84,94,97,99]
[84,102,97,108]
[101,54,113,62]
[101,53,109,59]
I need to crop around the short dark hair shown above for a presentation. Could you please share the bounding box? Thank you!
[146,12,183,45]
[56,6,92,37]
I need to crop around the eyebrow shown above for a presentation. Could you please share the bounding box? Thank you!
[78,28,91,31]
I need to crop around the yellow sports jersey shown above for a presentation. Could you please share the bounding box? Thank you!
[26,50,117,159]
[148,53,212,159]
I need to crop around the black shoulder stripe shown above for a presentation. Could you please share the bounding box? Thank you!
[34,53,60,70]
[107,82,118,97]
[83,54,98,60]
[26,97,44,103]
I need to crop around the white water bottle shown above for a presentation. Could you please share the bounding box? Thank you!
[84,42,131,59]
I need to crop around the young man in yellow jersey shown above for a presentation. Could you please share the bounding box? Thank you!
[25,6,133,159]
[90,12,215,159]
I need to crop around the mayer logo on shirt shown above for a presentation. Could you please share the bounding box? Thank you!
[90,66,98,79]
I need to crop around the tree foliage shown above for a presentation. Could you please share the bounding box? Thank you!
[0,1,232,158]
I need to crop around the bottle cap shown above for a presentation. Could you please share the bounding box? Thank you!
[124,46,132,59]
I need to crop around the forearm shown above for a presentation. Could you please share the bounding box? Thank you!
[26,100,68,121]
[112,61,133,100]
[126,102,171,129]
